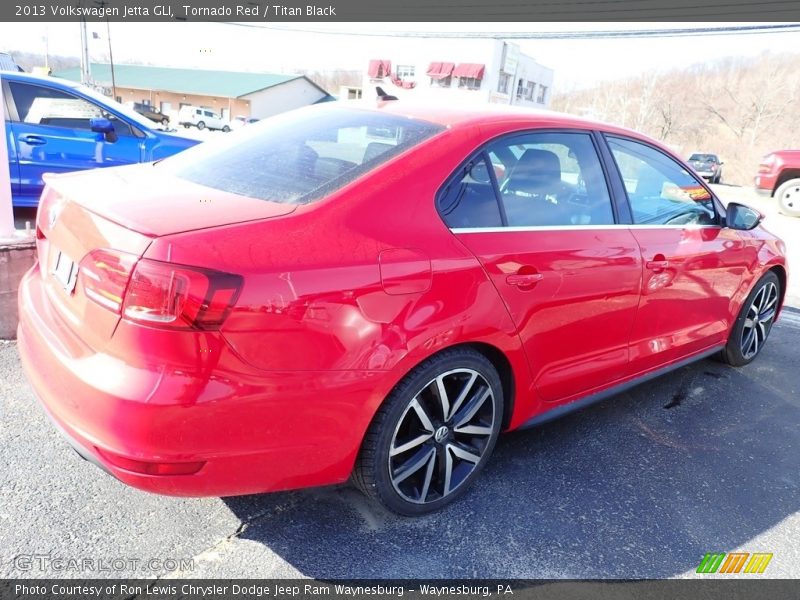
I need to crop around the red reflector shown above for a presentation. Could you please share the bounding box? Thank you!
[96,448,205,476]
[122,259,242,330]
[79,249,138,313]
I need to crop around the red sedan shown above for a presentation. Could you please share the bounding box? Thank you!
[18,102,787,515]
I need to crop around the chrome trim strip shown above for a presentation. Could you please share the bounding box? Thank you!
[451,224,722,234]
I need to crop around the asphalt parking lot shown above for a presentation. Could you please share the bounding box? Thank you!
[1,306,799,579]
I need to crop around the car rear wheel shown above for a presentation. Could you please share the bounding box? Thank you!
[353,348,503,515]
[196,121,206,130]
[775,178,800,217]
[720,271,781,366]
[161,117,169,126]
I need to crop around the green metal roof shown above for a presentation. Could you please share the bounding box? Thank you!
[54,63,302,98]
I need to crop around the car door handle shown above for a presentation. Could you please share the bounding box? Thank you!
[646,260,670,271]
[506,273,544,287]
[19,135,46,146]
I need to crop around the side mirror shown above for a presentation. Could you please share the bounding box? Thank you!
[726,202,762,230]
[90,117,118,143]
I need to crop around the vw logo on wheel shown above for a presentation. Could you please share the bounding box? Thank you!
[434,426,449,443]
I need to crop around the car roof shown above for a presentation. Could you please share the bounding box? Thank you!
[0,70,80,89]
[341,99,658,141]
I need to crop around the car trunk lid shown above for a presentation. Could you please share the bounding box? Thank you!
[35,166,295,348]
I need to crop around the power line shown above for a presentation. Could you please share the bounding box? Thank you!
[219,22,800,39]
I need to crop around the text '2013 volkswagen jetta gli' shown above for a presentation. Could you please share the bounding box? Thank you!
[18,102,787,515]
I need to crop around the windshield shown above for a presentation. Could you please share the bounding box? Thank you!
[689,154,717,163]
[158,104,445,204]
[70,83,161,130]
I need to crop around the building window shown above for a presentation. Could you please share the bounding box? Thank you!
[458,77,481,90]
[432,76,452,88]
[525,82,535,100]
[396,65,415,81]
[516,79,524,99]
[497,72,511,95]
[537,85,548,104]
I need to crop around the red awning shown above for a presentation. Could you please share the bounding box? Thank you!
[452,63,486,79]
[426,62,455,80]
[367,59,391,78]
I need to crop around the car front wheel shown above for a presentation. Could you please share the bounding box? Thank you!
[720,271,781,366]
[196,121,206,130]
[775,177,800,217]
[354,348,503,515]
[222,125,231,132]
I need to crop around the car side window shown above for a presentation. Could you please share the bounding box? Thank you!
[437,155,503,228]
[607,136,718,226]
[488,132,615,227]
[9,81,135,137]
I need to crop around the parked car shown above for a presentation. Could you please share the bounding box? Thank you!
[687,152,723,183]
[230,116,259,129]
[178,105,230,132]
[18,103,787,515]
[0,51,24,72]
[2,71,200,207]
[755,150,800,217]
[131,102,170,126]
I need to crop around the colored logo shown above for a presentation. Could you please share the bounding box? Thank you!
[696,552,773,574]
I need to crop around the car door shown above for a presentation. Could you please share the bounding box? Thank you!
[439,130,643,403]
[6,80,145,202]
[604,135,752,374]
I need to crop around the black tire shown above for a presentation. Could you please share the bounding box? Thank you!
[196,121,206,130]
[161,117,169,126]
[775,177,800,217]
[353,348,503,516]
[222,125,231,133]
[183,124,190,129]
[714,174,722,184]
[719,271,781,366]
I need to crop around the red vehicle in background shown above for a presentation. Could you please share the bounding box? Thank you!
[755,150,800,217]
[18,102,787,515]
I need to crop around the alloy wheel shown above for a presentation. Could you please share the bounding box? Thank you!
[740,280,779,360]
[388,368,496,505]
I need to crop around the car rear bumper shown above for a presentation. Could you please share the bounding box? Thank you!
[17,265,385,497]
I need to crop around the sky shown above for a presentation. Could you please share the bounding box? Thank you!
[1,22,799,89]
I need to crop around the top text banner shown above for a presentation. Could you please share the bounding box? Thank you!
[4,0,800,22]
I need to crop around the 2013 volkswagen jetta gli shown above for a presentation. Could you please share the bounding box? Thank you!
[18,102,787,515]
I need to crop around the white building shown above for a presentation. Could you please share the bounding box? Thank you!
[360,39,554,108]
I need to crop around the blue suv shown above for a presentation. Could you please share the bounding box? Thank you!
[2,72,200,207]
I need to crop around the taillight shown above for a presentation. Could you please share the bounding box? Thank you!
[122,259,242,330]
[79,249,138,313]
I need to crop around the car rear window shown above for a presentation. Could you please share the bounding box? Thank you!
[159,105,445,204]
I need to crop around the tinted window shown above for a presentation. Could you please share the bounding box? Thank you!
[608,137,717,226]
[489,132,614,227]
[439,132,615,229]
[9,81,135,136]
[160,106,444,204]
[438,156,503,228]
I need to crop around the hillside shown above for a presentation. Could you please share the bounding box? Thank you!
[552,52,800,186]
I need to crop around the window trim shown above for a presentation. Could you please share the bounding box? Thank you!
[599,133,725,227]
[435,127,623,231]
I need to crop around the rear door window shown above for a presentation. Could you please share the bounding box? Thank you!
[438,131,615,228]
[160,106,444,204]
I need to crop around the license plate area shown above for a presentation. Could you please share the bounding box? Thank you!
[52,250,79,295]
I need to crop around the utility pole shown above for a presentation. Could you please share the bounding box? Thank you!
[79,18,92,84]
